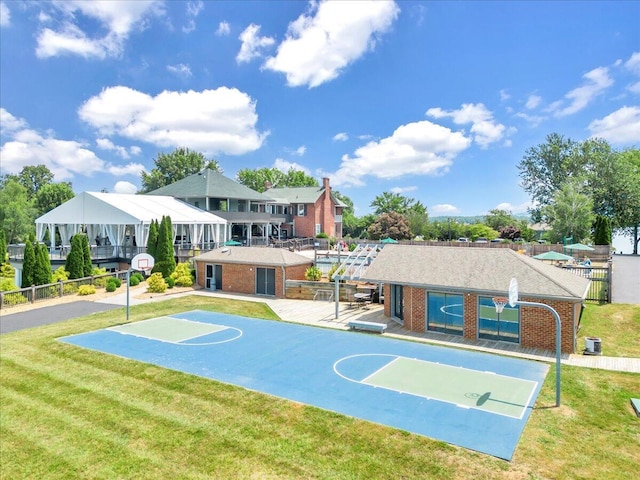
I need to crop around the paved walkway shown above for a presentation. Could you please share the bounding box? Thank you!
[96,289,640,374]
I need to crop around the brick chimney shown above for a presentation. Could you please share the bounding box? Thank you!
[322,177,330,191]
[322,177,333,236]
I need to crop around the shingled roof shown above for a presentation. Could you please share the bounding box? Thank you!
[193,247,314,267]
[147,169,273,202]
[360,245,590,301]
[265,186,347,207]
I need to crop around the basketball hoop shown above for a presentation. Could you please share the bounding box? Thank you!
[492,296,509,314]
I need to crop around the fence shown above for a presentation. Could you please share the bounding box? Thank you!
[562,265,611,303]
[0,271,129,311]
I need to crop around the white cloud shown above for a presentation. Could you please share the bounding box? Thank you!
[0,108,27,133]
[430,204,459,215]
[624,51,640,74]
[273,158,309,174]
[182,1,203,33]
[216,21,230,36]
[113,181,138,194]
[96,138,130,158]
[525,95,541,109]
[167,63,192,77]
[1,109,145,183]
[426,103,506,148]
[35,0,164,59]
[628,81,640,94]
[330,120,471,188]
[236,23,275,64]
[494,201,531,215]
[78,86,268,155]
[263,0,400,88]
[499,89,510,101]
[549,66,614,117]
[390,185,417,194]
[294,145,306,156]
[1,2,11,27]
[333,132,348,141]
[588,106,640,145]
[515,112,545,127]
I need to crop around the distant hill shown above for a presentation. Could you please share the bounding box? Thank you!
[431,214,531,223]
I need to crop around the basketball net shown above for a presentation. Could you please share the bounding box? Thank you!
[492,296,509,314]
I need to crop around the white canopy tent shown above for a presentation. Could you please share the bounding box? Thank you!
[35,192,227,256]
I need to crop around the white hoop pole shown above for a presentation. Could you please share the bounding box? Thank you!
[515,300,562,407]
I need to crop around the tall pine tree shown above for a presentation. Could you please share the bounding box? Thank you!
[147,219,159,260]
[65,235,85,279]
[34,243,53,285]
[0,229,7,263]
[81,234,93,277]
[21,238,36,287]
[152,216,176,277]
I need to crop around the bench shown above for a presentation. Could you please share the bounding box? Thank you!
[347,320,387,334]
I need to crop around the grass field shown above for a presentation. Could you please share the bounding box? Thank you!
[1,296,639,479]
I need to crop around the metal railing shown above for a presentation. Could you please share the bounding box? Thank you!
[0,271,129,310]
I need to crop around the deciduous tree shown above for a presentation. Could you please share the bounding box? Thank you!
[367,212,411,240]
[140,148,222,193]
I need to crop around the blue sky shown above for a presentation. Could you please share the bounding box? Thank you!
[1,1,638,217]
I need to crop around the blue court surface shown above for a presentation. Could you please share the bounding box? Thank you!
[59,310,549,460]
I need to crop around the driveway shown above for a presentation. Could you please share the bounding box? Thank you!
[0,302,121,334]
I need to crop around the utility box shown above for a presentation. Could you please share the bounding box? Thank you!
[584,337,602,355]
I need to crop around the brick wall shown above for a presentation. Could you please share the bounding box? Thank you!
[398,287,578,354]
[195,260,311,298]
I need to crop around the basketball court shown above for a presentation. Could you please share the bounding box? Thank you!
[60,310,548,460]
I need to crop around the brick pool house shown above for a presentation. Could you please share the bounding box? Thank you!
[359,245,591,354]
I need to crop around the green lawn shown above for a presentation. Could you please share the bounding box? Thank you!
[1,297,638,479]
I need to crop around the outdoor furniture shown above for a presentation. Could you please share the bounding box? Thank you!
[354,293,371,309]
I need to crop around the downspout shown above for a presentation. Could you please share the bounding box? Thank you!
[281,265,286,298]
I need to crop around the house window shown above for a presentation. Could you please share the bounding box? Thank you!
[478,296,520,343]
[315,224,321,235]
[194,201,200,208]
[427,292,463,335]
[297,204,306,216]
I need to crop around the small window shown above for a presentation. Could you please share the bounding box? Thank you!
[297,204,306,216]
[194,201,200,208]
[315,224,321,235]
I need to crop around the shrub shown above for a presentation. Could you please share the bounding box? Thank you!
[52,267,69,282]
[105,282,117,293]
[165,277,175,288]
[131,272,144,283]
[327,263,346,282]
[3,292,28,305]
[129,276,140,287]
[0,262,16,279]
[0,278,18,292]
[304,266,322,281]
[62,283,78,295]
[111,277,122,288]
[78,285,96,296]
[170,262,194,287]
[316,232,328,238]
[106,277,121,292]
[174,276,193,287]
[146,272,167,293]
[91,267,109,287]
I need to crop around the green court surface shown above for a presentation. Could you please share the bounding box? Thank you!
[107,316,225,343]
[363,356,536,418]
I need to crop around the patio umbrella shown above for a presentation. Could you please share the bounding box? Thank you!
[533,251,574,261]
[223,240,242,246]
[380,237,398,244]
[565,243,594,251]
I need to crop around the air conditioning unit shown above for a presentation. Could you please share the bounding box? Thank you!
[584,337,602,355]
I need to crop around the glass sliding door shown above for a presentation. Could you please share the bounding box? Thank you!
[478,296,520,343]
[427,292,464,335]
[256,267,276,296]
[391,284,403,325]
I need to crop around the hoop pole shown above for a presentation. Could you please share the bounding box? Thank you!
[515,300,562,407]
[126,268,130,322]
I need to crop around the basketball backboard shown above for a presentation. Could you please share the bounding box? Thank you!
[131,253,154,272]
[508,277,518,307]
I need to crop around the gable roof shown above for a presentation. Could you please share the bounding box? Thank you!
[193,247,314,267]
[36,191,226,226]
[265,185,347,207]
[147,169,273,202]
[360,245,590,301]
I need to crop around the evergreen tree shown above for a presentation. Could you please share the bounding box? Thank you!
[65,235,85,279]
[81,234,93,277]
[34,243,53,285]
[0,229,7,263]
[153,216,176,277]
[21,238,36,287]
[147,219,159,259]
[593,215,612,245]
